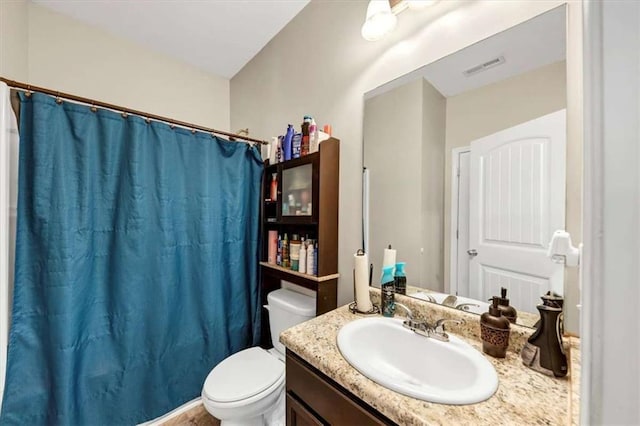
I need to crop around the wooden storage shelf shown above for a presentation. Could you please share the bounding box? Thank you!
[260,262,339,282]
[259,137,340,348]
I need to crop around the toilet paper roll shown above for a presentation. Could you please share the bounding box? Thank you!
[354,251,373,312]
[382,246,396,277]
[268,231,278,264]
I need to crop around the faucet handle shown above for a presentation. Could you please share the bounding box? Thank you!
[433,318,465,335]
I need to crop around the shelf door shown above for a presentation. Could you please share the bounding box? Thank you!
[279,156,319,224]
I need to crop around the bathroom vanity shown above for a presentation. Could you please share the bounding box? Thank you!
[281,290,580,425]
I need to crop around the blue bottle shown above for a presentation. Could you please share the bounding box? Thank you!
[394,262,406,295]
[381,266,395,317]
[283,124,294,161]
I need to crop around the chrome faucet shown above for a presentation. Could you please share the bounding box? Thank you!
[394,303,423,329]
[394,302,465,342]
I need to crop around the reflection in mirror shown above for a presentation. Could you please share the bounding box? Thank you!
[363,6,573,329]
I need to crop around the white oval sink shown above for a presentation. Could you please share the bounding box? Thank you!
[337,317,498,405]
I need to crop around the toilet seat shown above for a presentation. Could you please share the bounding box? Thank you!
[202,347,284,405]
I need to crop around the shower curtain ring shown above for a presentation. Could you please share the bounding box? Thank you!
[145,117,151,124]
[55,93,62,104]
[90,104,97,113]
[121,111,129,119]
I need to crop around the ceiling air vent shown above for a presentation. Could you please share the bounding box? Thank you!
[463,56,506,77]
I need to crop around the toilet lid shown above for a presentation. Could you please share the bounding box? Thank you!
[203,347,284,403]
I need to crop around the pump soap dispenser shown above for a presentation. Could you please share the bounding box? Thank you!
[521,292,568,377]
[497,287,518,324]
[480,297,511,358]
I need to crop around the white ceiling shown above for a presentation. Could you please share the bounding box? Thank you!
[32,0,311,79]
[366,6,566,99]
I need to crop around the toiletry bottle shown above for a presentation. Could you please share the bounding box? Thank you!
[276,234,282,266]
[313,242,318,275]
[323,124,332,136]
[282,233,289,268]
[269,173,278,201]
[277,136,284,163]
[301,116,311,156]
[394,262,407,295]
[292,132,302,159]
[306,240,315,276]
[521,293,568,377]
[309,118,318,154]
[299,239,307,274]
[480,297,511,358]
[283,125,294,161]
[380,265,395,317]
[497,287,517,324]
[290,236,301,271]
[269,136,278,165]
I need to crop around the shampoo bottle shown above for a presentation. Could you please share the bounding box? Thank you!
[306,240,315,276]
[381,266,395,317]
[394,262,407,295]
[276,234,282,266]
[283,125,294,161]
[301,116,311,156]
[299,238,307,274]
[313,242,318,275]
[309,118,318,154]
[292,132,302,159]
[282,233,290,268]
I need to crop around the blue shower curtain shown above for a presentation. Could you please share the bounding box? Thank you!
[0,93,263,425]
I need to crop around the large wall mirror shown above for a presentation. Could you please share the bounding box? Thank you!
[363,6,576,329]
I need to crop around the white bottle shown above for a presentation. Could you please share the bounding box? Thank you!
[309,119,319,154]
[299,239,307,274]
[306,240,315,275]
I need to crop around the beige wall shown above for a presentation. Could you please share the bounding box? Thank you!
[421,79,446,291]
[0,0,28,81]
[364,79,424,286]
[231,0,570,307]
[2,2,230,130]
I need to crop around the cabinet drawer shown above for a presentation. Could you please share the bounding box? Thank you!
[286,351,393,425]
[286,394,324,426]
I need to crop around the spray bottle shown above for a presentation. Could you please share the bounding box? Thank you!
[283,125,294,161]
[381,266,395,317]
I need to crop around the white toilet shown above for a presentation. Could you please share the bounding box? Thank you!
[201,289,316,426]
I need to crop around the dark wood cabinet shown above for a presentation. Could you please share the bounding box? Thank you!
[260,138,340,347]
[286,351,395,426]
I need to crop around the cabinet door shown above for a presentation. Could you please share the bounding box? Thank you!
[279,154,319,224]
[286,394,324,426]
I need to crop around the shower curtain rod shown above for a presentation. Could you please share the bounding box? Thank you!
[0,77,269,145]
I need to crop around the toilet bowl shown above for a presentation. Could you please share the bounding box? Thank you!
[201,289,316,426]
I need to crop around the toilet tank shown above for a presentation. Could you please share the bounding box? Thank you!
[267,289,316,356]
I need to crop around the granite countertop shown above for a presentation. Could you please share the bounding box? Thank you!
[280,296,579,425]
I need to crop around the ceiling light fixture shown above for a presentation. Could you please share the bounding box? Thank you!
[361,0,438,42]
[361,0,398,42]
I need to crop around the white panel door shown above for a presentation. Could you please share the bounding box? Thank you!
[469,110,566,314]
[455,151,471,297]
